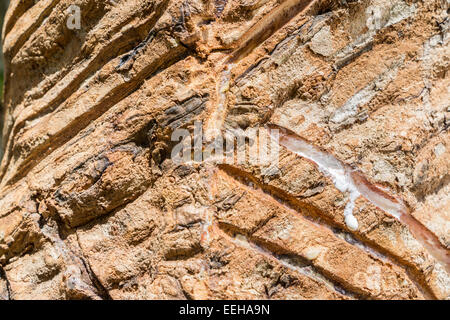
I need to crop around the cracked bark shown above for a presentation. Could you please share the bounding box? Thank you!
[0,0,448,300]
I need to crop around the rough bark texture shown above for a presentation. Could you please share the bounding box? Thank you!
[0,0,449,300]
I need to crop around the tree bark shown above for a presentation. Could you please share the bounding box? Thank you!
[0,0,448,300]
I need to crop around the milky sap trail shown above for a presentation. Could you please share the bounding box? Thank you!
[203,0,449,273]
[267,124,450,273]
[267,124,361,231]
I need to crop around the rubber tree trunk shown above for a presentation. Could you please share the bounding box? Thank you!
[0,0,449,300]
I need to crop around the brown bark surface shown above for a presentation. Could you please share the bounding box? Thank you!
[0,0,448,299]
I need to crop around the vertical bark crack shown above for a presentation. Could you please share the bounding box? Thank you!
[0,265,12,300]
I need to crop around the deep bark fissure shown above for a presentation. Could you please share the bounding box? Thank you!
[0,265,12,300]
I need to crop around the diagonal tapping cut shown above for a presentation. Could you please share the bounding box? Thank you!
[226,0,318,64]
[207,168,357,299]
[211,167,427,299]
[266,123,450,273]
[216,225,357,299]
